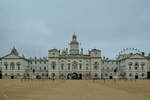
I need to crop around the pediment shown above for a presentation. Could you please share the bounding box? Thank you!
[2,54,22,59]
[129,54,145,59]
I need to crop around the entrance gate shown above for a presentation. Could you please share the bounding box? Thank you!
[67,73,82,80]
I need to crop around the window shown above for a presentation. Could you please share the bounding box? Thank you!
[68,64,70,70]
[86,67,88,70]
[79,64,82,70]
[72,62,78,70]
[4,63,8,70]
[141,63,145,71]
[94,62,99,70]
[129,66,131,70]
[142,73,144,77]
[95,52,97,55]
[51,62,56,70]
[61,64,64,70]
[102,61,104,64]
[44,67,46,70]
[135,66,138,70]
[128,62,132,66]
[94,73,98,77]
[129,73,132,77]
[10,62,15,70]
[86,64,88,70]
[17,63,21,70]
[42,73,45,76]
[141,66,144,71]
[52,53,55,56]
[135,62,139,67]
[18,66,20,70]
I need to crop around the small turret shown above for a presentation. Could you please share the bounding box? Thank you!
[69,32,79,55]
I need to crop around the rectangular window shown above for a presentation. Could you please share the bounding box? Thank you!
[79,64,82,70]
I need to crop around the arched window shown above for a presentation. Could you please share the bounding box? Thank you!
[94,62,99,70]
[141,62,145,71]
[94,73,98,77]
[10,62,15,70]
[79,64,82,70]
[16,62,21,70]
[4,62,8,70]
[129,73,132,77]
[51,62,56,70]
[61,64,64,70]
[42,73,45,76]
[142,73,145,77]
[135,62,139,67]
[86,64,88,70]
[135,62,139,70]
[72,61,78,70]
[68,64,70,70]
[128,62,132,66]
[141,66,144,71]
[44,67,47,70]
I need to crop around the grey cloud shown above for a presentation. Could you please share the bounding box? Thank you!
[0,0,150,59]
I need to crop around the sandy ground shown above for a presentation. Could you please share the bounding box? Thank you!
[0,79,150,100]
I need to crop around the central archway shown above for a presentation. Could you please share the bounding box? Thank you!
[67,72,80,80]
[72,72,78,79]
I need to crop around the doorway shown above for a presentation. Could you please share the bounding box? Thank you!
[135,75,138,79]
[147,72,150,79]
[72,72,78,79]
[11,75,14,79]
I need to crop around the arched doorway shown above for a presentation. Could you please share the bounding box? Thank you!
[36,75,41,79]
[11,74,14,79]
[148,72,150,79]
[72,72,78,79]
[135,73,138,79]
[109,73,113,79]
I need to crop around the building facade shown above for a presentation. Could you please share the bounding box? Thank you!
[0,34,150,79]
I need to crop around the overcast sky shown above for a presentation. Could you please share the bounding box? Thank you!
[0,0,150,59]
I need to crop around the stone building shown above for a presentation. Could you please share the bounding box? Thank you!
[118,53,149,79]
[0,33,150,79]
